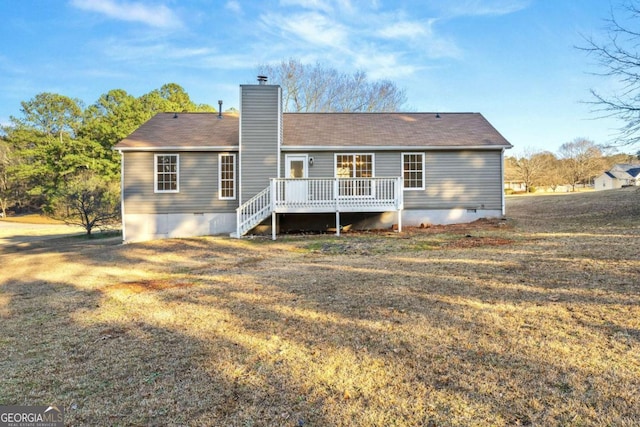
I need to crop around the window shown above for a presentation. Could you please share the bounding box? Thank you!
[155,154,179,192]
[336,154,373,196]
[402,153,424,190]
[219,153,236,200]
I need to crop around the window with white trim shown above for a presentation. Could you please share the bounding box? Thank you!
[219,153,236,200]
[155,154,179,193]
[402,153,425,190]
[335,154,374,196]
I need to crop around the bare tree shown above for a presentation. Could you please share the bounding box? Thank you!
[507,148,553,192]
[257,59,407,112]
[580,1,640,147]
[558,138,604,191]
[536,152,565,191]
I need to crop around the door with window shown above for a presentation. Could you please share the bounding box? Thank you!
[285,155,308,202]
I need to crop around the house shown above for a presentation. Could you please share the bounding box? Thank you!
[114,78,513,243]
[594,163,640,190]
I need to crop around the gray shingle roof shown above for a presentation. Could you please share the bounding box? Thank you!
[115,112,239,150]
[283,112,511,148]
[115,112,512,150]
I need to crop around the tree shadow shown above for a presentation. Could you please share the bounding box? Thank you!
[2,226,639,425]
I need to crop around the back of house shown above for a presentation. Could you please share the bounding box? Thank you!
[114,78,512,243]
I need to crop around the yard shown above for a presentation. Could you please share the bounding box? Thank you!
[1,188,639,426]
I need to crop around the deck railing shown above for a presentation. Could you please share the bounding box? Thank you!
[235,177,403,237]
[272,177,403,212]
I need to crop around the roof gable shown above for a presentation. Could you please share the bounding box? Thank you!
[606,163,640,178]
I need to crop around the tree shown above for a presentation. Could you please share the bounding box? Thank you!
[50,171,120,235]
[5,93,112,207]
[507,148,553,192]
[2,84,215,216]
[580,1,640,147]
[558,138,604,191]
[139,83,214,115]
[535,152,565,191]
[0,139,14,217]
[257,59,407,112]
[80,89,147,178]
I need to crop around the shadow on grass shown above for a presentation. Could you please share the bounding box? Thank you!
[0,278,334,426]
[1,214,639,425]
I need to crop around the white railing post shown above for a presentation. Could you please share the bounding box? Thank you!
[236,206,241,238]
[271,179,277,211]
[271,179,277,240]
[397,176,403,233]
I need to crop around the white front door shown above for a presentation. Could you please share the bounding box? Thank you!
[285,155,308,202]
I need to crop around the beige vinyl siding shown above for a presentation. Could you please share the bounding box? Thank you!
[122,151,238,214]
[240,85,281,203]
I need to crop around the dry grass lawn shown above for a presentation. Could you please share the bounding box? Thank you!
[1,188,639,426]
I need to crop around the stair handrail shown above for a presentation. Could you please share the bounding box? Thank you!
[235,185,272,237]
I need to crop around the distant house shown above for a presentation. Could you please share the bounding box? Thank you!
[504,181,526,192]
[114,78,513,243]
[594,164,640,190]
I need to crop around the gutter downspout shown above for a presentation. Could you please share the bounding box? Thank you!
[501,148,506,217]
[118,150,126,243]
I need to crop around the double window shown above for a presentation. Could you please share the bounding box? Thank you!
[155,154,179,193]
[402,153,425,190]
[219,153,236,200]
[336,154,374,196]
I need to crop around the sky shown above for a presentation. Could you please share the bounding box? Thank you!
[0,0,633,156]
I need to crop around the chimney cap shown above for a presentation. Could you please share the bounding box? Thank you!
[257,75,268,84]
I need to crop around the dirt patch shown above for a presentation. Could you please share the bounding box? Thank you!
[108,280,196,294]
[445,235,515,248]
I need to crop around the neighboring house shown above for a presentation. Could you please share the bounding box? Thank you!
[504,181,526,192]
[594,163,640,191]
[114,79,513,243]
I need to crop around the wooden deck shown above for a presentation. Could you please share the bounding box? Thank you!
[235,177,404,238]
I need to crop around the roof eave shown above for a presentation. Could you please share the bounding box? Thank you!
[282,144,512,151]
[114,145,239,152]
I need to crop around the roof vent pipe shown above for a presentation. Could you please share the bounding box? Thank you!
[218,100,223,119]
[257,75,268,85]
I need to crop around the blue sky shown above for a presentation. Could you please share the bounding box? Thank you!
[0,0,631,156]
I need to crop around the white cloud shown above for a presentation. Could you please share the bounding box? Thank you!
[225,1,241,14]
[278,0,334,13]
[263,12,348,48]
[353,51,420,80]
[378,20,431,40]
[70,0,182,28]
[438,0,530,17]
[101,38,214,63]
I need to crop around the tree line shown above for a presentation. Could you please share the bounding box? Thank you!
[0,83,215,233]
[505,138,639,193]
